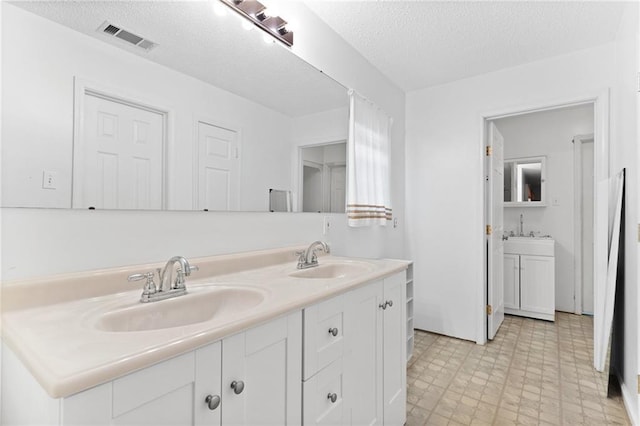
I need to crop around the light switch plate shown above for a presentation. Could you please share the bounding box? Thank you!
[42,170,58,189]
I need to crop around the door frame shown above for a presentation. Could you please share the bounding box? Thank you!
[572,133,595,315]
[478,89,609,345]
[72,77,172,209]
[296,139,346,212]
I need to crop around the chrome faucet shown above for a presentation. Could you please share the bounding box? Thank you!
[296,241,330,269]
[128,256,199,303]
[519,214,524,237]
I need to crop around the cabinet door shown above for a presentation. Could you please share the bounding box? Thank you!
[222,312,302,426]
[503,254,520,310]
[520,255,555,315]
[110,351,197,425]
[382,272,407,426]
[303,358,345,426]
[344,280,384,426]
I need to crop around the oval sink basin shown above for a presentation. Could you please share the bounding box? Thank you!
[289,262,374,280]
[94,286,266,332]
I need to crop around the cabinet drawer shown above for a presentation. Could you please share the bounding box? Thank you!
[303,295,345,380]
[303,358,345,426]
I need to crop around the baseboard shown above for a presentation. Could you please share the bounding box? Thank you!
[620,380,638,425]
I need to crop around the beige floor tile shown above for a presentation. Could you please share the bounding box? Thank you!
[406,313,631,425]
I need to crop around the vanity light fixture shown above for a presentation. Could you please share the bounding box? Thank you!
[218,0,294,47]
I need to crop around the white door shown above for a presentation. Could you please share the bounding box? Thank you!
[329,165,346,213]
[221,313,301,426]
[382,273,406,426]
[196,121,239,211]
[582,141,595,314]
[503,254,520,310]
[303,163,323,212]
[76,93,164,209]
[487,122,505,339]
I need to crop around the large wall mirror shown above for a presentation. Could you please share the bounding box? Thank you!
[2,1,348,212]
[504,156,546,207]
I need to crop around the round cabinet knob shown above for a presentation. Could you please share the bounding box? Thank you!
[379,303,387,310]
[231,380,245,395]
[327,393,338,403]
[328,327,339,337]
[205,394,221,410]
[386,300,393,308]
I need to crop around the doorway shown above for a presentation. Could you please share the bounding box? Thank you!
[481,92,609,353]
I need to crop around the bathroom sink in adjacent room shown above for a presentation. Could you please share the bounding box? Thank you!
[504,236,554,256]
[93,286,267,332]
[288,261,374,280]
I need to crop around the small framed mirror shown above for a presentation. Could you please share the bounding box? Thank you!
[504,156,546,207]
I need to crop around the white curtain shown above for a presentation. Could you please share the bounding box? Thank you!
[347,90,392,227]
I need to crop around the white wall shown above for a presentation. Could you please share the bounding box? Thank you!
[0,2,406,282]
[406,13,638,420]
[495,104,594,313]
[1,4,296,212]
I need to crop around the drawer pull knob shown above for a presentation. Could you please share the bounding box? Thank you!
[386,300,393,308]
[327,392,338,403]
[328,327,339,336]
[205,394,221,410]
[231,380,245,395]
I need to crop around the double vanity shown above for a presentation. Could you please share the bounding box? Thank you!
[503,236,556,321]
[1,245,410,425]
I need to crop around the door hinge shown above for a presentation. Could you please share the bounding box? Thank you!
[486,225,492,235]
[486,146,492,156]
[486,305,493,315]
[637,375,640,393]
[637,223,640,242]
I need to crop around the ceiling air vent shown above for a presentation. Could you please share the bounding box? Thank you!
[97,21,157,52]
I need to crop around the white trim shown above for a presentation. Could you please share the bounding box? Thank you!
[621,381,639,426]
[191,115,243,211]
[72,77,174,210]
[572,134,595,316]
[478,89,610,345]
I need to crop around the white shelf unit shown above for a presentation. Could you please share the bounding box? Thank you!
[406,263,414,362]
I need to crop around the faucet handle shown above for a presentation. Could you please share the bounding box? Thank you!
[186,264,199,275]
[128,272,157,296]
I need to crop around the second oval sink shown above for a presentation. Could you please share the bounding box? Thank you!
[289,262,374,280]
[94,286,266,332]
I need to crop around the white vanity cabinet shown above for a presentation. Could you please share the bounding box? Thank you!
[503,238,555,321]
[3,312,301,426]
[302,271,406,426]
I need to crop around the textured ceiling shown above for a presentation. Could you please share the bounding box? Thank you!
[12,1,348,117]
[305,1,627,91]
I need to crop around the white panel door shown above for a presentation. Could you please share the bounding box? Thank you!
[329,165,346,213]
[382,273,406,426]
[520,255,555,315]
[487,122,505,339]
[503,254,520,310]
[77,94,164,209]
[221,312,301,426]
[196,121,239,211]
[344,280,384,426]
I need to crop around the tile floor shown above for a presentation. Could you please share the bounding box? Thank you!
[406,313,630,425]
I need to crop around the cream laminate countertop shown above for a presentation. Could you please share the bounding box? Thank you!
[2,250,409,399]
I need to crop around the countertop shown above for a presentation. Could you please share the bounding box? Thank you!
[1,248,409,398]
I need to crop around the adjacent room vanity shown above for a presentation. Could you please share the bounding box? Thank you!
[503,237,555,321]
[1,247,409,425]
